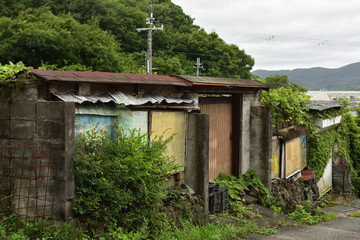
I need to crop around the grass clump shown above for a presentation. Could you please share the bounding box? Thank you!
[288,200,336,225]
[348,212,360,218]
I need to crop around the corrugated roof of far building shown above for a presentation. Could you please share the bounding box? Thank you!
[175,75,269,89]
[307,101,343,111]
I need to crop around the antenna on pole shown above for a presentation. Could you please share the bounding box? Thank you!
[193,58,204,76]
[136,0,163,74]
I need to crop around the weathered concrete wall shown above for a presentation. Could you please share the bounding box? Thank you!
[250,105,272,189]
[240,91,262,175]
[0,85,75,221]
[185,113,209,218]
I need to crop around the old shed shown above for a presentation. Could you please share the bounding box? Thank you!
[0,69,271,221]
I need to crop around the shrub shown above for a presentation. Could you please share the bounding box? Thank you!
[73,125,180,233]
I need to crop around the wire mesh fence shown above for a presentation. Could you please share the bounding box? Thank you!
[0,144,61,237]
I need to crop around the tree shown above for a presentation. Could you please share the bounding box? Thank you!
[264,74,307,92]
[0,1,255,78]
[0,8,124,72]
[264,75,289,89]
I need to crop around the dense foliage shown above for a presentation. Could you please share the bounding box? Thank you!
[216,170,279,213]
[0,0,254,77]
[74,126,180,233]
[261,87,311,130]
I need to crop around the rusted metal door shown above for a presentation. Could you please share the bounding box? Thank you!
[200,98,232,179]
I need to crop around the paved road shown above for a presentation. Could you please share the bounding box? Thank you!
[248,217,360,240]
[249,199,360,240]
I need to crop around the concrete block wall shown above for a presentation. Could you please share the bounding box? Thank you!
[185,113,209,218]
[240,91,262,175]
[250,105,272,189]
[0,85,75,221]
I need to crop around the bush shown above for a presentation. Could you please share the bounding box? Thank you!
[73,125,180,233]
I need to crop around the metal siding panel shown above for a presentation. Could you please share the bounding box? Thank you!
[200,100,232,179]
[118,110,148,135]
[75,114,117,139]
[317,159,332,197]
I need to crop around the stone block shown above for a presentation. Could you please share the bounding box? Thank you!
[11,85,38,101]
[209,191,221,214]
[37,101,65,120]
[0,91,8,101]
[0,119,9,138]
[13,179,38,197]
[208,183,219,194]
[0,101,9,119]
[10,120,36,140]
[219,187,229,210]
[14,197,37,217]
[10,101,36,120]
[37,120,65,140]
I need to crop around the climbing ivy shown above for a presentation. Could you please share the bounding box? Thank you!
[306,111,360,196]
[336,113,360,196]
[307,129,337,179]
[261,87,311,131]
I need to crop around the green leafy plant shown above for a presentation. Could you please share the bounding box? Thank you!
[288,201,336,225]
[216,170,279,211]
[0,214,53,239]
[261,87,311,130]
[73,125,180,234]
[348,212,360,218]
[0,61,29,94]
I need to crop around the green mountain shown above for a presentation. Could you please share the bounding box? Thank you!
[252,62,360,90]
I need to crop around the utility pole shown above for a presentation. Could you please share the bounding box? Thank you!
[193,58,204,76]
[136,0,163,74]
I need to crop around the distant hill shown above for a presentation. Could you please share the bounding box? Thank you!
[252,63,360,90]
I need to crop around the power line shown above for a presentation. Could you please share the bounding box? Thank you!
[204,28,360,47]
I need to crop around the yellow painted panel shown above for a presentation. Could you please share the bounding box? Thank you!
[151,112,185,166]
[272,136,280,178]
[286,138,301,177]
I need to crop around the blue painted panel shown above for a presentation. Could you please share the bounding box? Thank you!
[75,114,117,139]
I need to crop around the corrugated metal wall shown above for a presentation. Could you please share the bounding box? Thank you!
[200,98,232,179]
[317,159,332,197]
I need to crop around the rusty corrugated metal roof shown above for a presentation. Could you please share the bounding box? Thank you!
[175,75,269,88]
[27,69,189,86]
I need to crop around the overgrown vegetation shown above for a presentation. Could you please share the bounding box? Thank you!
[216,170,278,210]
[261,75,360,195]
[288,200,336,225]
[261,86,311,130]
[73,126,180,235]
[0,61,27,92]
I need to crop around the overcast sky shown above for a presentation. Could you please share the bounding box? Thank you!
[171,0,360,70]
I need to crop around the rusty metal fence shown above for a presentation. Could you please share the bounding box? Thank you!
[0,144,61,236]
